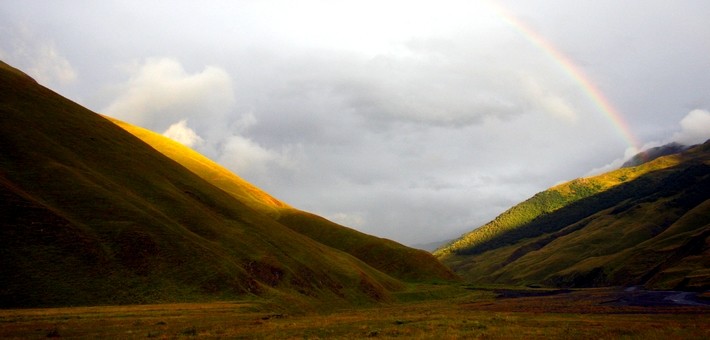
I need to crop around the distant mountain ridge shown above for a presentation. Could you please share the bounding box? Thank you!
[0,60,455,308]
[622,142,688,168]
[413,239,455,252]
[436,141,710,290]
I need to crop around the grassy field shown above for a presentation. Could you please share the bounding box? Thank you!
[1,285,707,339]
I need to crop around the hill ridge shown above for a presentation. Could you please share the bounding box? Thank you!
[436,141,710,290]
[434,149,685,257]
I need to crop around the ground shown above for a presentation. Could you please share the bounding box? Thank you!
[0,285,708,339]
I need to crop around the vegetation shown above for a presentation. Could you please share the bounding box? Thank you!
[437,141,710,289]
[435,155,683,258]
[0,286,707,339]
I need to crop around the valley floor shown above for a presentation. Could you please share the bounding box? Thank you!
[1,285,708,339]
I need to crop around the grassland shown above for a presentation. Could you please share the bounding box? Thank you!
[1,285,707,339]
[437,142,710,290]
[435,152,685,258]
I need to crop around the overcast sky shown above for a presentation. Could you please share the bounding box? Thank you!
[2,1,709,246]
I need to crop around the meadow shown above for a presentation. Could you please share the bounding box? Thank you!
[1,285,707,339]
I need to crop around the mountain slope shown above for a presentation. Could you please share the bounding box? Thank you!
[276,210,459,281]
[436,150,684,258]
[109,117,457,283]
[0,60,412,307]
[106,117,290,217]
[622,142,687,168]
[436,142,710,290]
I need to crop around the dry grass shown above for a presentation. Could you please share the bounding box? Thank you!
[1,287,707,339]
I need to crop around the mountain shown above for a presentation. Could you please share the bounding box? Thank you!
[622,142,688,168]
[109,117,457,283]
[413,239,455,252]
[436,142,710,290]
[0,61,454,308]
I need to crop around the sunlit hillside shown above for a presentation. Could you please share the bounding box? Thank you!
[110,117,457,283]
[435,152,684,258]
[437,142,710,289]
[108,118,290,217]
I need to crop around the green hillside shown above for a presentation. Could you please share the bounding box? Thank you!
[437,142,710,290]
[0,60,452,308]
[109,118,457,283]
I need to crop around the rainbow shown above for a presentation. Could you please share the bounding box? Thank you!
[488,2,640,152]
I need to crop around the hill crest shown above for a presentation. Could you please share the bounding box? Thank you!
[436,141,710,290]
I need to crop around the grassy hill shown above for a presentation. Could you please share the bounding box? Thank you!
[109,118,457,283]
[0,60,452,308]
[436,142,710,290]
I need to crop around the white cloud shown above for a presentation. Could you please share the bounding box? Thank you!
[162,119,204,147]
[102,58,235,132]
[100,57,303,196]
[672,109,710,145]
[586,146,642,176]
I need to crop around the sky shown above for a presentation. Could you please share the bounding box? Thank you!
[2,0,709,246]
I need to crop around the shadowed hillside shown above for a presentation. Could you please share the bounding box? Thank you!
[437,142,710,290]
[622,143,687,168]
[0,61,453,308]
[276,210,458,282]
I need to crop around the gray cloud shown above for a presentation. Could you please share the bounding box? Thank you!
[0,24,77,88]
[588,109,710,176]
[2,0,709,245]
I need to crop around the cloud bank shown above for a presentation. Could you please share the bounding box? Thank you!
[673,109,710,145]
[104,57,295,185]
[3,0,709,246]
[102,58,235,132]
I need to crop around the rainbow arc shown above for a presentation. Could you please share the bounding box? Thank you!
[488,2,641,152]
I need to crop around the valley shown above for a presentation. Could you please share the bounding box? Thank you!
[1,285,707,339]
[1,57,709,339]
